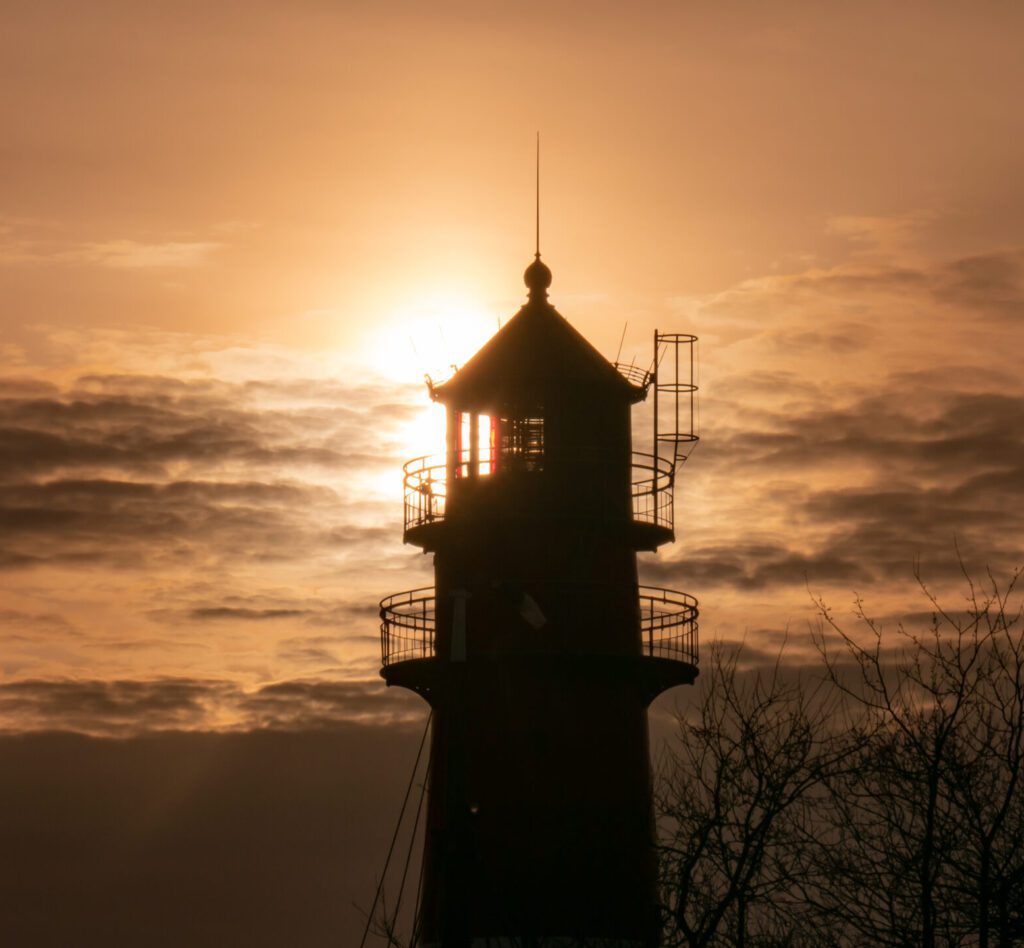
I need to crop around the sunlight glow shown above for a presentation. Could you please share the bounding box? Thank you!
[347,292,500,484]
[361,292,498,386]
[395,401,448,465]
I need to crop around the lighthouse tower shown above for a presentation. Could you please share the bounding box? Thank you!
[380,253,699,947]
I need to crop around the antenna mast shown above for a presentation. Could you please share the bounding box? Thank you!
[535,131,540,257]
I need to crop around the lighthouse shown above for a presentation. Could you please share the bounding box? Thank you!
[380,252,699,947]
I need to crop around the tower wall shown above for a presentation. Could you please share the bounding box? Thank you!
[416,661,660,947]
[432,522,642,660]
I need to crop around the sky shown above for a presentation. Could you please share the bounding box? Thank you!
[2,1,1023,943]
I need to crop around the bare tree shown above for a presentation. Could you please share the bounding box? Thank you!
[810,563,1024,948]
[656,643,847,948]
[658,562,1024,948]
[940,570,1024,948]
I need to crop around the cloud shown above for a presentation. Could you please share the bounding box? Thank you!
[0,360,431,708]
[146,593,380,632]
[0,608,78,638]
[187,607,312,621]
[0,375,399,482]
[644,544,871,592]
[933,250,1024,319]
[691,247,1024,368]
[648,245,1024,632]
[704,391,1024,482]
[236,679,420,730]
[0,678,234,736]
[0,477,364,570]
[0,377,59,398]
[0,219,226,270]
[60,239,223,269]
[826,211,935,259]
[0,677,421,736]
[653,388,1024,592]
[274,635,344,667]
[0,370,425,572]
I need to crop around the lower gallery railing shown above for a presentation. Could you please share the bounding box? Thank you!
[380,585,698,668]
[378,587,436,666]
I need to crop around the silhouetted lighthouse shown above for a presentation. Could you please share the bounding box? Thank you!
[380,252,699,947]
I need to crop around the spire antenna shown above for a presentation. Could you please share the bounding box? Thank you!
[535,131,540,258]
[523,133,552,300]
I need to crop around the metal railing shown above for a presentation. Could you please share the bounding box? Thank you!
[638,585,699,665]
[379,586,698,668]
[403,456,449,533]
[630,452,675,532]
[614,361,653,390]
[403,451,676,535]
[379,587,435,667]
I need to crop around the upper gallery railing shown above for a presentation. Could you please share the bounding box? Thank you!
[402,451,675,536]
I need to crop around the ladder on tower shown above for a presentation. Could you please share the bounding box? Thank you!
[652,331,699,475]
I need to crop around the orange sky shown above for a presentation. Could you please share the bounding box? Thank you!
[3,0,1024,728]
[5,2,1022,348]
[1,5,1023,939]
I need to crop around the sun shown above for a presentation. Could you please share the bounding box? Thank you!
[362,290,498,387]
[349,290,500,497]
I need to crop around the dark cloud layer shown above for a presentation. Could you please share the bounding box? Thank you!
[709,391,1024,478]
[0,478,341,566]
[0,373,417,480]
[0,367,429,708]
[0,373,414,570]
[724,249,1024,327]
[0,677,421,736]
[652,387,1024,593]
[645,544,872,592]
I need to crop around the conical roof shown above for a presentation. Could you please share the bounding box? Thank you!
[431,256,642,408]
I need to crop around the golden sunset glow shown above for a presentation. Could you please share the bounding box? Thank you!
[365,294,498,384]
[1,2,1023,944]
[2,0,1020,725]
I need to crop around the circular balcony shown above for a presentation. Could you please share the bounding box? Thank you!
[636,585,698,665]
[402,452,676,549]
[402,455,449,538]
[631,453,674,539]
[378,587,436,668]
[379,584,698,670]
